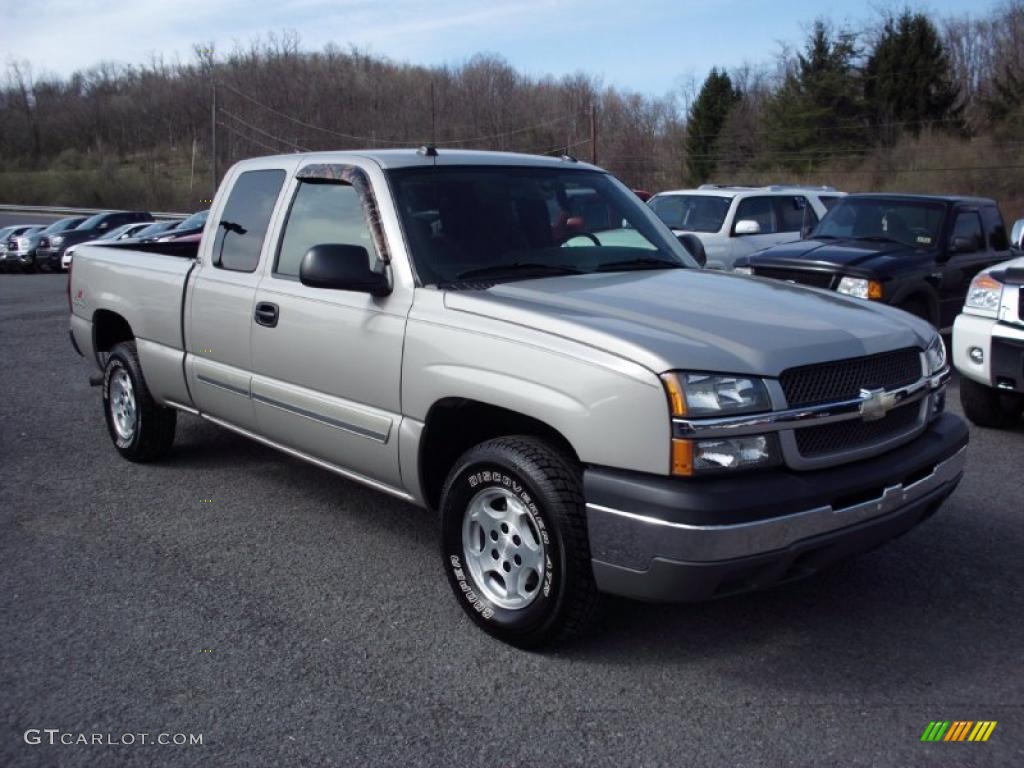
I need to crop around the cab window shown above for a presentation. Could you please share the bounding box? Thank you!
[212,169,286,272]
[275,181,378,278]
[733,197,777,234]
[981,206,1008,251]
[775,196,809,233]
[951,211,984,253]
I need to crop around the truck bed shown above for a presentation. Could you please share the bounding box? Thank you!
[70,243,195,407]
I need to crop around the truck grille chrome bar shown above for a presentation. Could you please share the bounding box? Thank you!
[673,368,948,440]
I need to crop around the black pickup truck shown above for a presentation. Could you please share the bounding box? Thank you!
[733,194,1013,329]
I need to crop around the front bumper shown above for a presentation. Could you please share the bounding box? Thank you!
[954,312,1024,392]
[585,413,968,602]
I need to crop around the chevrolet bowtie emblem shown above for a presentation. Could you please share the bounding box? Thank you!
[859,387,897,421]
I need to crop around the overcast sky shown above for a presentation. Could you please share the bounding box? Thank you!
[3,0,982,95]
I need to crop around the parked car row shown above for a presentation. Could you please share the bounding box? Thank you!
[1,208,209,273]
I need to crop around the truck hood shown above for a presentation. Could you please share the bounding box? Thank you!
[743,237,929,272]
[444,269,934,377]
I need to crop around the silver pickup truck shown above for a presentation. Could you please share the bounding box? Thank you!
[69,149,968,647]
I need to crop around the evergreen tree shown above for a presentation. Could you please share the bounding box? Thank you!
[864,10,962,139]
[761,21,867,170]
[685,68,740,184]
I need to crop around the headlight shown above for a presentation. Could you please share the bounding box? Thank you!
[661,372,771,417]
[837,276,882,299]
[662,373,778,476]
[926,335,947,375]
[692,435,781,472]
[51,235,65,245]
[964,273,1003,315]
[733,266,753,275]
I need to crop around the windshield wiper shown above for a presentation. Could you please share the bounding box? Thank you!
[596,256,684,272]
[454,262,584,281]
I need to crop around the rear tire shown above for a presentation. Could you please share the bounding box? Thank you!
[440,436,598,648]
[959,376,1022,428]
[102,341,177,461]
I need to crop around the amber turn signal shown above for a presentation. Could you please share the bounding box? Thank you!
[671,439,693,476]
[660,373,686,417]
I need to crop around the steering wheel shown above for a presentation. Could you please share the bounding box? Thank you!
[559,232,602,247]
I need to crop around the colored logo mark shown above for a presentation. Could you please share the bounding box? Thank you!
[921,721,997,742]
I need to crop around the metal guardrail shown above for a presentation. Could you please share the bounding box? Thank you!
[0,204,187,220]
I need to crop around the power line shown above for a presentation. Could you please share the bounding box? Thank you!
[215,120,287,155]
[219,107,310,152]
[217,79,574,147]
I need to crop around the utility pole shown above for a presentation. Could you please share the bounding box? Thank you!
[430,80,437,145]
[590,103,597,165]
[189,137,197,194]
[211,80,218,198]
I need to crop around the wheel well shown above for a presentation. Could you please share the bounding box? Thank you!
[896,289,938,325]
[93,310,134,354]
[418,399,579,510]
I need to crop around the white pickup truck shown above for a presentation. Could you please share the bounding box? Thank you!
[70,149,967,647]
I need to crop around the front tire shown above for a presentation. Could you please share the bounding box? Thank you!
[440,436,597,648]
[102,341,177,461]
[959,376,1022,428]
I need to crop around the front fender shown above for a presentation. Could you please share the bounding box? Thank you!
[402,310,670,475]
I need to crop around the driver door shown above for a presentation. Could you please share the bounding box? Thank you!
[249,164,412,488]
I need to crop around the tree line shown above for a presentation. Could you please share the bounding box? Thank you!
[2,3,1024,211]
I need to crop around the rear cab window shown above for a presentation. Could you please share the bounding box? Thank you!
[212,169,287,272]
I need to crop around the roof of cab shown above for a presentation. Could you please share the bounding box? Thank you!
[235,148,603,172]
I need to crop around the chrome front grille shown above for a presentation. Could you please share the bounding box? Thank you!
[780,348,922,408]
[753,267,834,289]
[794,401,921,457]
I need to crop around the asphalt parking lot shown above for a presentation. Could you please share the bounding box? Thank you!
[1,239,1022,766]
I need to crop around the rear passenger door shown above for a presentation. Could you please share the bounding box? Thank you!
[186,166,290,430]
[249,161,411,488]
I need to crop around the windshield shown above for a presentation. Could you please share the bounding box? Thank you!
[44,217,83,233]
[134,221,176,237]
[649,194,731,233]
[813,198,946,248]
[76,213,109,230]
[101,223,138,240]
[176,210,209,229]
[389,166,691,285]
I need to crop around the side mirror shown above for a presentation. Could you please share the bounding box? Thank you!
[676,233,707,267]
[1011,218,1024,250]
[299,244,390,296]
[734,219,761,236]
[949,236,974,254]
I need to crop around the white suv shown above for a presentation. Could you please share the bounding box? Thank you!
[648,185,844,270]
